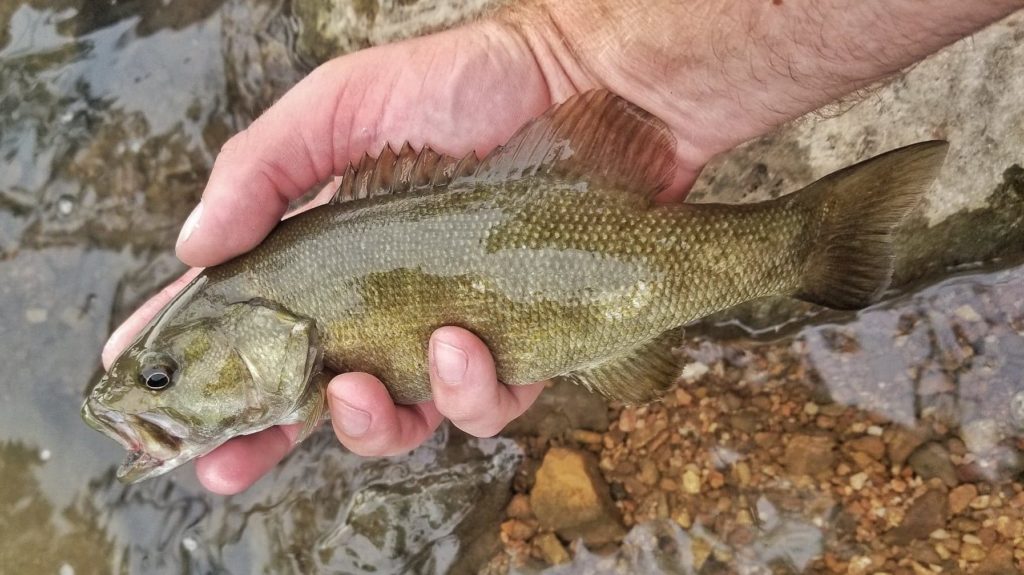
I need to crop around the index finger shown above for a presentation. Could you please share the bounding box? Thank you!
[101,267,203,369]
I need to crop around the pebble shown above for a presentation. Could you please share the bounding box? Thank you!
[681,468,701,495]
[784,434,836,478]
[534,532,569,565]
[886,428,928,466]
[960,419,1002,454]
[846,436,886,460]
[948,484,977,515]
[849,472,869,491]
[674,388,694,406]
[618,409,637,433]
[501,519,536,540]
[680,362,709,381]
[672,508,692,529]
[688,537,712,569]
[56,194,76,216]
[638,460,659,486]
[733,462,751,486]
[961,543,986,562]
[954,304,982,322]
[506,494,532,520]
[886,490,948,545]
[969,494,991,510]
[571,430,603,445]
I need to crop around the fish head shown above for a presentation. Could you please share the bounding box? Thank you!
[83,296,322,483]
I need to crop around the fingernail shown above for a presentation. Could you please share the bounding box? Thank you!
[432,340,468,385]
[176,202,203,247]
[336,400,370,437]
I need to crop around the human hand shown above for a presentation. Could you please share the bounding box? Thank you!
[102,0,1020,494]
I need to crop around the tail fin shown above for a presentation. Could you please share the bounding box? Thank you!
[794,141,949,309]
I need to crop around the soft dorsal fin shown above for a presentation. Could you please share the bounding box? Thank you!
[330,143,478,204]
[463,90,678,200]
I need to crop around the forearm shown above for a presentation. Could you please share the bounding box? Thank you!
[500,0,1023,164]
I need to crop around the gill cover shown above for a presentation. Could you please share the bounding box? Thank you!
[221,298,323,414]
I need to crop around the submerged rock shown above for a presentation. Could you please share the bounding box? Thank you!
[530,447,625,546]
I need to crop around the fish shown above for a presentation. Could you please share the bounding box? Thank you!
[82,90,948,483]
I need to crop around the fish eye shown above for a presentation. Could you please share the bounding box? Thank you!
[139,354,177,391]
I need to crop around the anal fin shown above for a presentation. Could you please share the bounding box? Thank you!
[556,328,684,404]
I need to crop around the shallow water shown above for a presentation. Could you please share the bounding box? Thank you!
[2,1,1023,574]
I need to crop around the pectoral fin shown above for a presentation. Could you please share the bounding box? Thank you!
[557,328,684,404]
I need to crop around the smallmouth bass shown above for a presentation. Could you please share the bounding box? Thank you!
[83,90,948,482]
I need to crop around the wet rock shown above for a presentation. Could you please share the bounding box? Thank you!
[908,442,958,487]
[784,434,836,478]
[885,490,948,545]
[530,447,625,546]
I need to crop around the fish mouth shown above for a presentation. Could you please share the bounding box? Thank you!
[82,400,189,483]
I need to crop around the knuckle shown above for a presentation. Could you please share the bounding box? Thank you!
[218,129,249,157]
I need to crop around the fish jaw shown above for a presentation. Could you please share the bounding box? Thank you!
[81,398,204,483]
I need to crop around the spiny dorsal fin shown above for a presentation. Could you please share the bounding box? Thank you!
[555,328,684,404]
[462,90,677,200]
[330,143,479,204]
